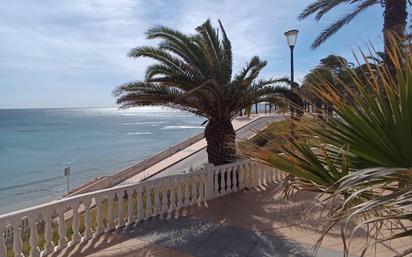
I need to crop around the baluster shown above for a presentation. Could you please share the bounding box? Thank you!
[177,179,184,211]
[191,177,197,205]
[57,207,68,249]
[136,187,144,222]
[198,174,205,203]
[145,184,152,220]
[127,189,135,226]
[248,163,256,187]
[184,178,191,207]
[153,185,161,217]
[43,213,54,255]
[256,163,262,186]
[95,196,105,236]
[214,170,219,196]
[12,220,23,257]
[238,164,244,190]
[118,191,125,228]
[28,215,40,257]
[71,202,81,245]
[83,199,93,241]
[233,167,238,192]
[266,165,271,184]
[219,169,226,195]
[0,223,7,257]
[227,167,232,193]
[161,182,169,219]
[107,193,115,231]
[168,180,176,219]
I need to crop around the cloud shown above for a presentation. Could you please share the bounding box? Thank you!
[0,0,384,108]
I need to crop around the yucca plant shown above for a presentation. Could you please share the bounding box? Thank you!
[114,19,288,165]
[244,38,412,256]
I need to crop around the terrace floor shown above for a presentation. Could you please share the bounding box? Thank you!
[50,184,410,257]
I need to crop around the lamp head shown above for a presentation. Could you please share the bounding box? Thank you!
[284,29,299,47]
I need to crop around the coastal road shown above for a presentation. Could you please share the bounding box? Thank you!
[149,114,283,179]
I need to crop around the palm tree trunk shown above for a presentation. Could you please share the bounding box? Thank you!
[205,119,236,165]
[383,0,407,71]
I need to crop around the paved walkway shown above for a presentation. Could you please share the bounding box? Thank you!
[120,114,281,185]
[51,183,410,257]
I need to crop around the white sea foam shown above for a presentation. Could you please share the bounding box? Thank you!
[126,131,154,135]
[121,121,167,125]
[162,126,203,129]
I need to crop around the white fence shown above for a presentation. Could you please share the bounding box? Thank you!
[0,160,287,257]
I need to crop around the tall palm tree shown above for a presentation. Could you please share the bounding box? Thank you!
[114,19,288,165]
[299,0,408,51]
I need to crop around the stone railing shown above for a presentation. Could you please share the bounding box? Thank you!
[0,160,287,257]
[67,132,205,196]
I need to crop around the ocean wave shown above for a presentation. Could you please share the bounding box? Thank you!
[126,131,154,135]
[162,126,204,130]
[121,121,167,125]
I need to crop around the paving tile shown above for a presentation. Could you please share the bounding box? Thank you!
[205,233,233,249]
[235,230,261,243]
[227,239,255,255]
[194,244,224,257]
[221,250,247,257]
[216,226,244,238]
[176,241,202,254]
[257,234,286,251]
[187,230,215,242]
[248,246,290,257]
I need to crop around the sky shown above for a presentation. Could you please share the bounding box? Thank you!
[0,0,393,109]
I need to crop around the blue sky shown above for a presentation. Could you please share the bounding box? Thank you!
[0,0,392,108]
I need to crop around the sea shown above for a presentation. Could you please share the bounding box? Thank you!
[0,107,205,214]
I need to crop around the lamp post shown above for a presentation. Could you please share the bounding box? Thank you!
[284,29,299,84]
[284,29,300,123]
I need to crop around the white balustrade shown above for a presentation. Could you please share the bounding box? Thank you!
[0,160,281,257]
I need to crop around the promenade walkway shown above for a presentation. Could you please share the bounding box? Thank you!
[58,183,409,257]
[120,114,281,185]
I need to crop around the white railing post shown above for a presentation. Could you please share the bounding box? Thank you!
[126,189,135,226]
[12,219,23,257]
[154,184,161,217]
[95,196,105,236]
[117,191,125,229]
[168,179,176,219]
[83,199,93,241]
[106,193,115,231]
[145,184,153,220]
[204,163,215,200]
[71,202,81,245]
[0,222,6,257]
[136,187,144,222]
[161,182,169,219]
[184,178,191,207]
[57,207,68,249]
[28,215,40,257]
[43,212,54,255]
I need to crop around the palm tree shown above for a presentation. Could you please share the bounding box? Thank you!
[114,19,288,165]
[299,0,408,51]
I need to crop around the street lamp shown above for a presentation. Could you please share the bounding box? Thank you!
[284,29,299,83]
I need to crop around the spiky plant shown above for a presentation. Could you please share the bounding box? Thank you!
[114,19,288,165]
[244,37,412,256]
